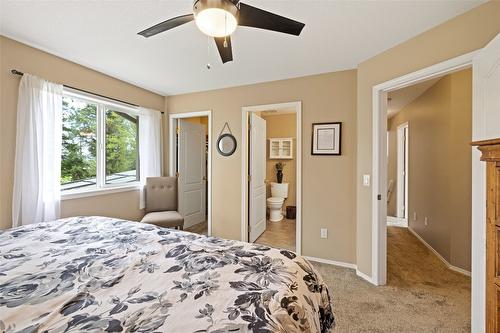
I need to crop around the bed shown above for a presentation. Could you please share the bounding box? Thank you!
[0,216,334,332]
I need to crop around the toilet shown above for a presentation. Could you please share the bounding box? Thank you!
[267,182,289,222]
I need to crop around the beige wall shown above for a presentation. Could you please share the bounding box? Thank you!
[387,121,397,217]
[167,70,357,264]
[387,69,472,271]
[0,36,165,229]
[261,113,297,207]
[356,1,500,275]
[1,0,497,271]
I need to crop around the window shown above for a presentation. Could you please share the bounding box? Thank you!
[61,96,98,191]
[105,109,139,185]
[61,92,139,193]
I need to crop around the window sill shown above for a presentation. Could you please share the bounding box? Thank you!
[61,183,141,201]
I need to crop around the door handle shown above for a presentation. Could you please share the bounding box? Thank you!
[203,176,207,181]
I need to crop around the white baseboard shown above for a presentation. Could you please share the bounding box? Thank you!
[387,216,408,228]
[407,227,471,277]
[303,256,357,270]
[303,256,377,285]
[356,269,376,285]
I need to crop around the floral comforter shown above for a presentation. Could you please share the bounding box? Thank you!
[0,216,334,332]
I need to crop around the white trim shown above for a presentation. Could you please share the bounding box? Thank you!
[61,183,140,200]
[168,111,212,236]
[63,88,140,115]
[396,122,409,221]
[373,51,478,93]
[303,256,357,270]
[356,269,377,284]
[471,33,500,333]
[302,255,376,285]
[387,216,408,228]
[241,102,302,255]
[408,227,471,277]
[61,90,143,198]
[370,50,478,287]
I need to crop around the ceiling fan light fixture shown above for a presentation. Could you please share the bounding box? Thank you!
[194,0,238,38]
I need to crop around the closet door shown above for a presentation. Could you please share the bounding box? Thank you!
[178,120,206,228]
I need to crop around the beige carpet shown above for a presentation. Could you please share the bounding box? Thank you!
[312,227,471,333]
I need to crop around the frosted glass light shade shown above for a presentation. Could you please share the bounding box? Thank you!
[195,8,237,37]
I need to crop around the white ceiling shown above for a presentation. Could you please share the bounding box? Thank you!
[0,0,484,96]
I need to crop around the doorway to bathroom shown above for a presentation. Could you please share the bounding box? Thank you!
[241,102,302,254]
[168,111,212,236]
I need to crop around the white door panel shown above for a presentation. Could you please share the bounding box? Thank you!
[472,32,500,333]
[249,113,267,242]
[474,33,500,141]
[178,119,206,228]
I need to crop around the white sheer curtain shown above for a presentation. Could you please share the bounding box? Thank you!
[12,74,63,227]
[139,108,163,209]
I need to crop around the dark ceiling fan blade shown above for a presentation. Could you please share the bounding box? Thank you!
[238,3,305,36]
[214,36,233,63]
[138,14,194,38]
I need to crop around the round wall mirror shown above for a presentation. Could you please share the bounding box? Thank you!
[217,133,237,157]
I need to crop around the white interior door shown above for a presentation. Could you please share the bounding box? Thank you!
[472,33,500,333]
[178,119,206,228]
[249,113,267,242]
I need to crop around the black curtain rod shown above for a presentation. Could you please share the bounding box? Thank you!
[11,69,164,114]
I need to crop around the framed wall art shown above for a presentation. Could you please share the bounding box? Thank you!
[311,122,341,155]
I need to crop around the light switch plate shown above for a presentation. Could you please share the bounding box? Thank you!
[320,228,328,239]
[363,174,371,187]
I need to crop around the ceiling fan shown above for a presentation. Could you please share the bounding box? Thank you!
[138,0,305,64]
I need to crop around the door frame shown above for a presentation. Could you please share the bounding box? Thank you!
[396,122,409,224]
[168,111,212,236]
[241,101,302,255]
[371,50,478,286]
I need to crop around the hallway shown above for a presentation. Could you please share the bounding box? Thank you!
[313,226,471,332]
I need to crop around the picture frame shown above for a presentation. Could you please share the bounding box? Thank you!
[311,122,342,155]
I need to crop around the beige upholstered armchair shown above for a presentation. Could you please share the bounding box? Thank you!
[141,177,184,230]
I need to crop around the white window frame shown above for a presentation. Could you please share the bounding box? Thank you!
[61,88,141,200]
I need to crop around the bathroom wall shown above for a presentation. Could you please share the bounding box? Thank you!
[261,113,297,208]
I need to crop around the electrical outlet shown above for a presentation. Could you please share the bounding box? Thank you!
[413,212,417,221]
[424,217,428,226]
[320,228,328,239]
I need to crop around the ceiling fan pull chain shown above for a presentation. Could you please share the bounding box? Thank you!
[206,36,211,70]
[224,12,228,48]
